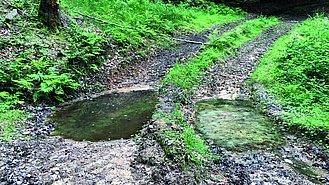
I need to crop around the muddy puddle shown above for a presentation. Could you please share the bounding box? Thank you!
[49,90,158,141]
[195,99,284,151]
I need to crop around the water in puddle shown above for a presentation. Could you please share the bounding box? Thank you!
[290,159,326,184]
[49,90,158,141]
[196,99,329,182]
[196,99,284,151]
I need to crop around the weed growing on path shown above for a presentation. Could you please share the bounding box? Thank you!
[156,105,211,167]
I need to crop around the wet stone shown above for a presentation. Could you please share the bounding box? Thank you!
[49,90,158,141]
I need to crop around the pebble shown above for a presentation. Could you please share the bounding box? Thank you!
[5,9,18,21]
[284,159,293,164]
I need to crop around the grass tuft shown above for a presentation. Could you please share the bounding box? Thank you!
[157,105,211,166]
[182,126,210,164]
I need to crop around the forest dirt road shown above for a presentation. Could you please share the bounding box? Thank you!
[1,17,328,185]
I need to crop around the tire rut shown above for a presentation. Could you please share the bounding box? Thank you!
[194,21,296,101]
[107,21,242,90]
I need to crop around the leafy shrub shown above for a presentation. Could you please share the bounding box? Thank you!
[0,92,22,110]
[63,26,107,71]
[0,11,107,103]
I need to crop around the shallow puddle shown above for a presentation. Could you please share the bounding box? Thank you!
[49,90,158,141]
[290,158,326,184]
[196,99,284,151]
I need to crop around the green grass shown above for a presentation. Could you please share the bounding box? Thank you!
[181,3,246,32]
[251,15,329,136]
[163,16,279,90]
[182,11,241,32]
[0,90,27,141]
[0,109,27,141]
[182,126,210,164]
[62,0,244,50]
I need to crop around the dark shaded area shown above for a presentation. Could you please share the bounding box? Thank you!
[220,0,329,18]
[162,0,329,18]
[50,90,158,141]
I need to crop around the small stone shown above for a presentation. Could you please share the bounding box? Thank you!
[284,159,293,164]
[23,131,31,135]
[5,9,18,21]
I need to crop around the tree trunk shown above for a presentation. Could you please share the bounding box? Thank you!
[38,0,62,28]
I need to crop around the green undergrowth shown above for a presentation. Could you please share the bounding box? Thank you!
[251,15,329,139]
[0,84,27,141]
[163,16,279,90]
[0,2,107,102]
[62,0,244,50]
[154,105,212,168]
[0,0,107,140]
